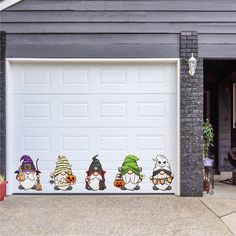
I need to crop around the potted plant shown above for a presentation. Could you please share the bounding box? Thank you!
[0,174,8,201]
[203,119,214,167]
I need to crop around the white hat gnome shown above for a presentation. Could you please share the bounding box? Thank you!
[50,156,76,191]
[150,155,174,191]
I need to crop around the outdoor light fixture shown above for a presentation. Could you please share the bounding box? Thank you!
[188,53,197,76]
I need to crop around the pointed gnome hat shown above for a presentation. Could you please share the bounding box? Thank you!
[87,155,104,175]
[120,155,141,176]
[15,155,36,173]
[51,156,72,177]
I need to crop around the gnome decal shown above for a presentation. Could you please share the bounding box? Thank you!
[50,156,76,191]
[85,155,106,191]
[114,155,144,191]
[150,155,174,191]
[15,155,42,191]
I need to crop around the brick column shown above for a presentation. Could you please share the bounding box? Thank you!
[180,31,204,196]
[0,31,6,176]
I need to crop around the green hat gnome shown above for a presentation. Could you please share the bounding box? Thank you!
[115,155,144,191]
[50,156,76,191]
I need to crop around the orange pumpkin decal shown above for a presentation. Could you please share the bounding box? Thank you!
[66,175,76,184]
[17,172,25,182]
[114,178,125,188]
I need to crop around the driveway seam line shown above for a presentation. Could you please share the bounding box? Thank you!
[220,210,236,219]
[198,198,234,236]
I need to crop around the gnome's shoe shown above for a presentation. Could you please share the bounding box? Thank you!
[18,185,24,190]
[100,186,106,191]
[86,186,93,191]
[67,185,72,191]
[121,187,127,190]
[153,185,159,191]
[54,186,60,191]
[166,186,172,191]
[31,185,36,190]
[134,185,140,191]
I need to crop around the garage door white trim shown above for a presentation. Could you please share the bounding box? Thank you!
[6,58,180,195]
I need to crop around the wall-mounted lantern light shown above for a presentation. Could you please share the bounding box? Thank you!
[188,53,197,76]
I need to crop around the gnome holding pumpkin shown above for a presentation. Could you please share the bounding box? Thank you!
[85,155,106,191]
[50,156,76,191]
[115,155,144,191]
[15,155,42,191]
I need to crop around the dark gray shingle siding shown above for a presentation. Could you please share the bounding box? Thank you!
[2,0,236,58]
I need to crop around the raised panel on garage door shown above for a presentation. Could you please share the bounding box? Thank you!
[8,60,178,194]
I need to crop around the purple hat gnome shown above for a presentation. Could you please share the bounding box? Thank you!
[15,155,42,191]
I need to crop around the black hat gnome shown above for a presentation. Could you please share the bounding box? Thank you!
[85,155,106,191]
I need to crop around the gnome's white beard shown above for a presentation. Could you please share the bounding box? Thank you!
[20,172,36,190]
[123,173,139,190]
[55,174,69,190]
[89,174,102,191]
[56,174,67,184]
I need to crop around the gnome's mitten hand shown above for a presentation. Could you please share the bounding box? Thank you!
[49,179,54,184]
[152,178,158,185]
[85,177,90,182]
[17,172,25,182]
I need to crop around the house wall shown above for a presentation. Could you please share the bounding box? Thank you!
[218,79,232,171]
[1,0,236,195]
[219,72,236,171]
[1,0,236,58]
[204,61,236,171]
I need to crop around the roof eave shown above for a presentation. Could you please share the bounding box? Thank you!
[0,0,23,11]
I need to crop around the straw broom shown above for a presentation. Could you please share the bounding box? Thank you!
[35,158,42,191]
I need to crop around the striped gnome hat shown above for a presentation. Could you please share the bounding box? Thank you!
[51,156,72,177]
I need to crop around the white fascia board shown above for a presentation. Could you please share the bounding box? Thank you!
[0,0,23,11]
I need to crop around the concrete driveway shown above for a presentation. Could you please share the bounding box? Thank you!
[0,183,235,236]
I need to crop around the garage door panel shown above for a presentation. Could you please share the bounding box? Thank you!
[13,183,175,194]
[14,94,176,128]
[12,172,177,194]
[12,159,176,177]
[12,150,177,166]
[12,161,176,192]
[10,60,178,194]
[12,63,177,94]
[14,127,176,159]
[12,165,176,194]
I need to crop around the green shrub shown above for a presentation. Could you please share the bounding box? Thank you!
[0,174,5,184]
[203,119,214,158]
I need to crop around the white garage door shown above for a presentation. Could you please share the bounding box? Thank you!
[7,59,179,194]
